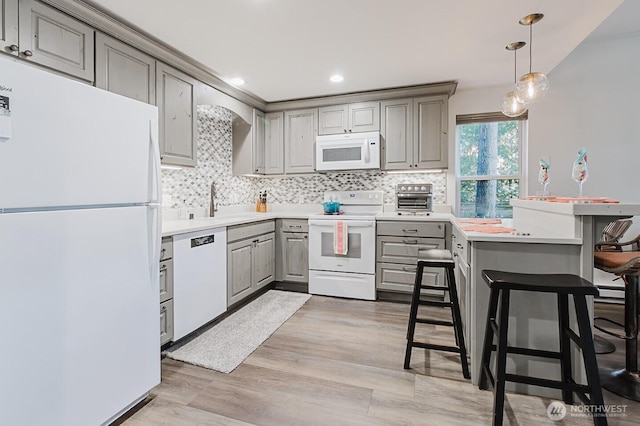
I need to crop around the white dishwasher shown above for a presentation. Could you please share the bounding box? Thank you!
[172,227,227,340]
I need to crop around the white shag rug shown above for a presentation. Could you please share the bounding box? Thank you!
[165,290,311,373]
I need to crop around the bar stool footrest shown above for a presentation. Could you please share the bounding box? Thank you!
[594,317,629,340]
[418,300,452,308]
[420,284,448,291]
[489,344,562,360]
[411,341,462,354]
[416,318,454,327]
[504,373,591,393]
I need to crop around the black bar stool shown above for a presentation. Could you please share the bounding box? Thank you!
[593,249,640,401]
[403,249,470,379]
[478,270,606,426]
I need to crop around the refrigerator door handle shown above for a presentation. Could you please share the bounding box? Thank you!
[148,204,161,281]
[148,119,161,205]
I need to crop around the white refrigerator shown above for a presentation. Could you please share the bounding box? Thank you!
[0,56,161,425]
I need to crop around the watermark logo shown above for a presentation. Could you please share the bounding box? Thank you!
[547,401,628,420]
[547,401,567,421]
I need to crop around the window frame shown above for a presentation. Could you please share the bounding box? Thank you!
[455,113,528,218]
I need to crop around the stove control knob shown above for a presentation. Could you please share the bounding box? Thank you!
[401,186,406,191]
[421,186,427,191]
[413,186,419,191]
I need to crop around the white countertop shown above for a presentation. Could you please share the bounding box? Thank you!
[510,199,640,216]
[451,219,582,244]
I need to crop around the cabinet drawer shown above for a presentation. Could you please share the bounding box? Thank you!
[228,220,276,243]
[376,262,445,296]
[280,219,309,233]
[452,225,470,263]
[160,299,174,346]
[160,237,173,261]
[377,221,445,238]
[376,236,445,264]
[159,259,174,303]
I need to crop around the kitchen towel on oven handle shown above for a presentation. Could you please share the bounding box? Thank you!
[333,220,348,255]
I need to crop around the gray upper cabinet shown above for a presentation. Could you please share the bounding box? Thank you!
[381,99,413,170]
[284,108,317,174]
[414,95,448,169]
[0,0,18,54]
[95,33,156,104]
[157,61,197,167]
[16,0,94,82]
[264,112,284,175]
[381,95,448,170]
[318,101,379,135]
[253,109,266,174]
[318,104,348,135]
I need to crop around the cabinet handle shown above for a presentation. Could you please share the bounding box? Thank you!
[409,164,413,168]
[437,224,442,230]
[456,243,463,249]
[9,44,19,52]
[160,306,166,313]
[290,225,302,228]
[402,229,418,233]
[402,266,417,272]
[304,235,307,239]
[159,265,167,273]
[22,50,33,57]
[402,239,418,244]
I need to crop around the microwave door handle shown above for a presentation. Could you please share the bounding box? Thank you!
[363,139,370,162]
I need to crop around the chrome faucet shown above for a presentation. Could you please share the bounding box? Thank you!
[209,182,218,217]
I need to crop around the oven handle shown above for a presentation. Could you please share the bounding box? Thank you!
[308,219,374,228]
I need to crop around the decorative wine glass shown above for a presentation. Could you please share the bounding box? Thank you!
[538,159,550,197]
[571,149,588,197]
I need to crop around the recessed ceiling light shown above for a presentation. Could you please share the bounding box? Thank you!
[330,74,344,83]
[229,77,245,86]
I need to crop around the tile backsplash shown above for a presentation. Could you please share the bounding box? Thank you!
[162,105,446,209]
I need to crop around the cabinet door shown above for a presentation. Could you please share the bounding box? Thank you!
[381,99,413,170]
[95,33,156,104]
[414,95,448,169]
[282,232,309,283]
[284,108,317,173]
[0,0,18,54]
[265,112,284,175]
[253,109,265,174]
[376,236,445,264]
[254,233,275,290]
[157,61,197,167]
[349,101,379,133]
[160,299,174,345]
[159,259,174,303]
[227,239,254,306]
[18,0,94,81]
[318,104,348,135]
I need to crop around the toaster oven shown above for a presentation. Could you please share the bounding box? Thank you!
[396,184,433,214]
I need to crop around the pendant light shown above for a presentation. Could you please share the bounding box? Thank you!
[501,41,528,117]
[515,13,548,104]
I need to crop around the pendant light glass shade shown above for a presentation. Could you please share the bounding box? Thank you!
[516,13,548,104]
[501,41,527,117]
[515,72,548,104]
[502,90,528,117]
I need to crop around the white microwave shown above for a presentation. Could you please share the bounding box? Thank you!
[315,131,380,171]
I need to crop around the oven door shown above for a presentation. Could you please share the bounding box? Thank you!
[308,219,376,274]
[315,135,380,171]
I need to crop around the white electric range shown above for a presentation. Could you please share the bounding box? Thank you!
[308,191,383,300]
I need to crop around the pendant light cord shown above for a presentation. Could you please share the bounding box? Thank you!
[513,50,517,84]
[529,24,533,73]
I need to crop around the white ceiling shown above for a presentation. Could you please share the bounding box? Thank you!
[87,0,635,103]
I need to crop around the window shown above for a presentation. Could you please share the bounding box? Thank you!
[455,112,527,218]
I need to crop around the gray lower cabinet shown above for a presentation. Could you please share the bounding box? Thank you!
[1,0,94,81]
[381,95,448,170]
[160,237,174,345]
[95,32,156,104]
[227,221,276,306]
[157,61,197,167]
[275,219,309,283]
[376,221,447,295]
[284,108,317,173]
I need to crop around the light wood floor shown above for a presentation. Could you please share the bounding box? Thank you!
[119,296,640,425]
